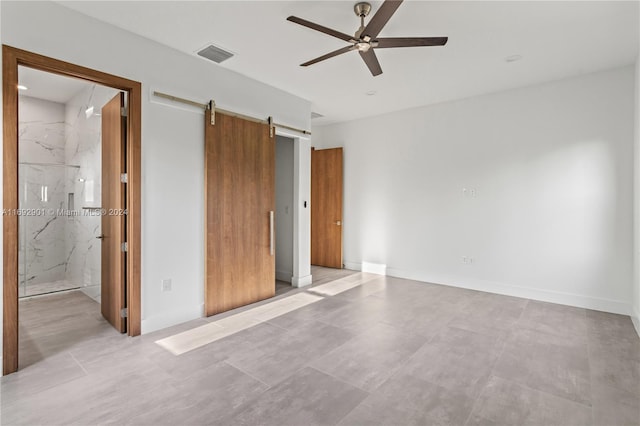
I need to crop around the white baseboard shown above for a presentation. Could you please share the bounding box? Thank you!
[362,261,387,275]
[632,307,640,339]
[276,270,293,283]
[345,260,631,316]
[384,267,631,316]
[292,274,312,288]
[141,303,204,334]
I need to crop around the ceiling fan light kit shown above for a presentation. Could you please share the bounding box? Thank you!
[287,0,448,77]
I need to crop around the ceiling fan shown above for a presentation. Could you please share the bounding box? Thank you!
[287,0,448,77]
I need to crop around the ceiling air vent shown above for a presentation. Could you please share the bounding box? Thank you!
[196,44,234,64]
[311,112,324,119]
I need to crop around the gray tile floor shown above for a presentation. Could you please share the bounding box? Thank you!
[2,267,639,425]
[275,280,295,296]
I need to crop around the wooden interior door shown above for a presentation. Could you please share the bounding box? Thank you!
[101,93,127,332]
[311,147,343,268]
[205,111,275,316]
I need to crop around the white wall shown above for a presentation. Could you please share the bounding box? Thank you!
[292,135,312,287]
[314,66,635,315]
[275,136,294,282]
[1,1,311,333]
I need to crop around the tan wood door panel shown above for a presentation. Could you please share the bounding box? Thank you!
[101,93,126,332]
[311,147,343,268]
[205,111,275,316]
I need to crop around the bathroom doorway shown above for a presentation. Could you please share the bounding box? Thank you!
[3,46,142,375]
[17,68,117,300]
[17,67,120,367]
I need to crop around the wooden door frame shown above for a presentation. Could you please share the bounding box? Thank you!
[2,45,142,375]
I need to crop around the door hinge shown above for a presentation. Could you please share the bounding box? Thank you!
[120,173,128,184]
[121,106,128,117]
[121,242,128,252]
[208,100,216,125]
[120,307,128,318]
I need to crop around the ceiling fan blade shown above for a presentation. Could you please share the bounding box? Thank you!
[287,16,355,43]
[359,49,383,76]
[375,37,448,48]
[301,45,356,67]
[361,0,404,39]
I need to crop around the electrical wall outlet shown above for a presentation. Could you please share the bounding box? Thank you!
[161,279,172,292]
[461,256,474,265]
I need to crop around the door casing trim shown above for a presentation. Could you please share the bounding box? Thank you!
[2,45,142,375]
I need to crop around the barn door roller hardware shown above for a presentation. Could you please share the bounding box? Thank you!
[152,91,311,135]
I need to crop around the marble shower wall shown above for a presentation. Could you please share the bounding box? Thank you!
[65,84,119,301]
[18,96,70,290]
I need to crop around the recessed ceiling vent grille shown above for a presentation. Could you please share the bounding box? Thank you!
[197,44,234,64]
[311,112,324,119]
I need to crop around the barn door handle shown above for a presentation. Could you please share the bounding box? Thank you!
[269,211,274,256]
[334,220,342,226]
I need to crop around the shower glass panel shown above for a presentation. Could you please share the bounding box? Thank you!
[19,162,82,298]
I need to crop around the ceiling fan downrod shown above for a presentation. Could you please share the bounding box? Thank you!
[354,2,372,39]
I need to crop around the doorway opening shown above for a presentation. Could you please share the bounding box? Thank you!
[3,45,142,375]
[16,67,122,367]
[275,135,295,296]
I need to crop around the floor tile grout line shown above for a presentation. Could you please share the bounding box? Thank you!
[308,363,373,395]
[462,306,520,426]
[225,325,365,395]
[3,355,91,406]
[222,360,272,389]
[487,299,597,410]
[462,376,489,426]
[68,351,89,376]
[306,365,373,396]
[463,369,593,426]
[343,325,434,393]
[307,367,373,426]
[490,373,595,409]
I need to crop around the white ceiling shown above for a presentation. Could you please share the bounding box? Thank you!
[18,66,93,104]
[57,1,639,125]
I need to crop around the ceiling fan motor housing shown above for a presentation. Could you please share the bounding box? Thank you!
[354,2,372,18]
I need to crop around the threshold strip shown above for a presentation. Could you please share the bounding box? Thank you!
[155,292,324,356]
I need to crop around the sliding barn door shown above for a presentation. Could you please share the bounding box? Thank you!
[311,147,343,268]
[205,111,275,316]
